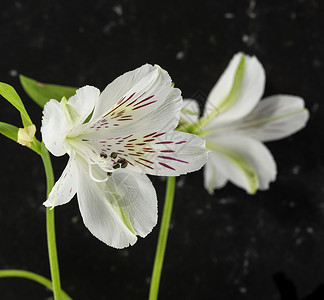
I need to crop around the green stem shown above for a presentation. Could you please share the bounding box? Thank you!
[40,142,62,300]
[149,177,176,300]
[0,270,71,300]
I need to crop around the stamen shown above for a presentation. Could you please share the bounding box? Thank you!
[113,163,120,169]
[121,161,128,168]
[100,153,107,158]
[110,152,118,159]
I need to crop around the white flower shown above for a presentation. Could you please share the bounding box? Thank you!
[41,64,207,248]
[180,53,309,194]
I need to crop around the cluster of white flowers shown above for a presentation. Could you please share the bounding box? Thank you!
[41,53,308,248]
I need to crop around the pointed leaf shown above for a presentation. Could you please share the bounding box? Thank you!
[0,82,33,127]
[20,74,78,108]
[0,121,19,142]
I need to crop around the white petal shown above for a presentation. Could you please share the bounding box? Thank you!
[203,154,227,194]
[236,95,309,142]
[206,135,277,194]
[106,170,157,238]
[76,160,157,248]
[133,87,182,132]
[43,153,78,208]
[180,99,200,124]
[85,131,208,176]
[68,86,100,125]
[203,53,265,130]
[78,87,183,143]
[125,131,207,176]
[41,99,67,156]
[90,64,172,124]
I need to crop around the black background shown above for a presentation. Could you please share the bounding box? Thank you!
[0,0,323,299]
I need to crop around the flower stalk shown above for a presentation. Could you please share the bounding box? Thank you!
[0,270,71,300]
[40,142,62,300]
[149,176,176,300]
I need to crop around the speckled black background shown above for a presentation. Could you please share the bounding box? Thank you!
[0,0,323,299]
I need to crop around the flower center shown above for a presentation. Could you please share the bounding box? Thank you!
[100,151,128,170]
[88,151,130,182]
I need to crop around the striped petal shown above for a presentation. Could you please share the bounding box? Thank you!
[80,86,182,141]
[90,64,172,126]
[82,131,207,176]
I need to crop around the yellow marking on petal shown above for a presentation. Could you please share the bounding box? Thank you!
[185,55,246,133]
[207,141,258,194]
[106,178,136,235]
[181,107,200,116]
[216,55,246,112]
[239,108,309,129]
[17,124,36,147]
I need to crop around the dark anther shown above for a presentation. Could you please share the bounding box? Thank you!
[110,152,118,159]
[100,153,108,158]
[107,172,112,176]
[121,161,128,168]
[113,163,120,169]
[117,158,126,163]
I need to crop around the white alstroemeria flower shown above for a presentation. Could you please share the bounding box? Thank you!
[41,64,207,248]
[180,53,309,194]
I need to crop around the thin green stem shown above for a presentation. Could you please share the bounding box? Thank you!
[0,270,71,300]
[40,142,62,300]
[149,176,176,300]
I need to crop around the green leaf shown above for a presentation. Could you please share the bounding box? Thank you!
[0,121,18,142]
[0,82,33,127]
[20,74,78,108]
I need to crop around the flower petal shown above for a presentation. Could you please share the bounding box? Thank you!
[41,99,67,156]
[43,153,78,208]
[84,131,207,176]
[123,131,207,176]
[84,86,182,140]
[206,135,277,194]
[180,99,200,124]
[203,53,265,130]
[236,95,309,142]
[90,64,172,126]
[203,153,227,194]
[76,160,157,248]
[67,85,100,125]
[141,131,207,176]
[132,87,182,132]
